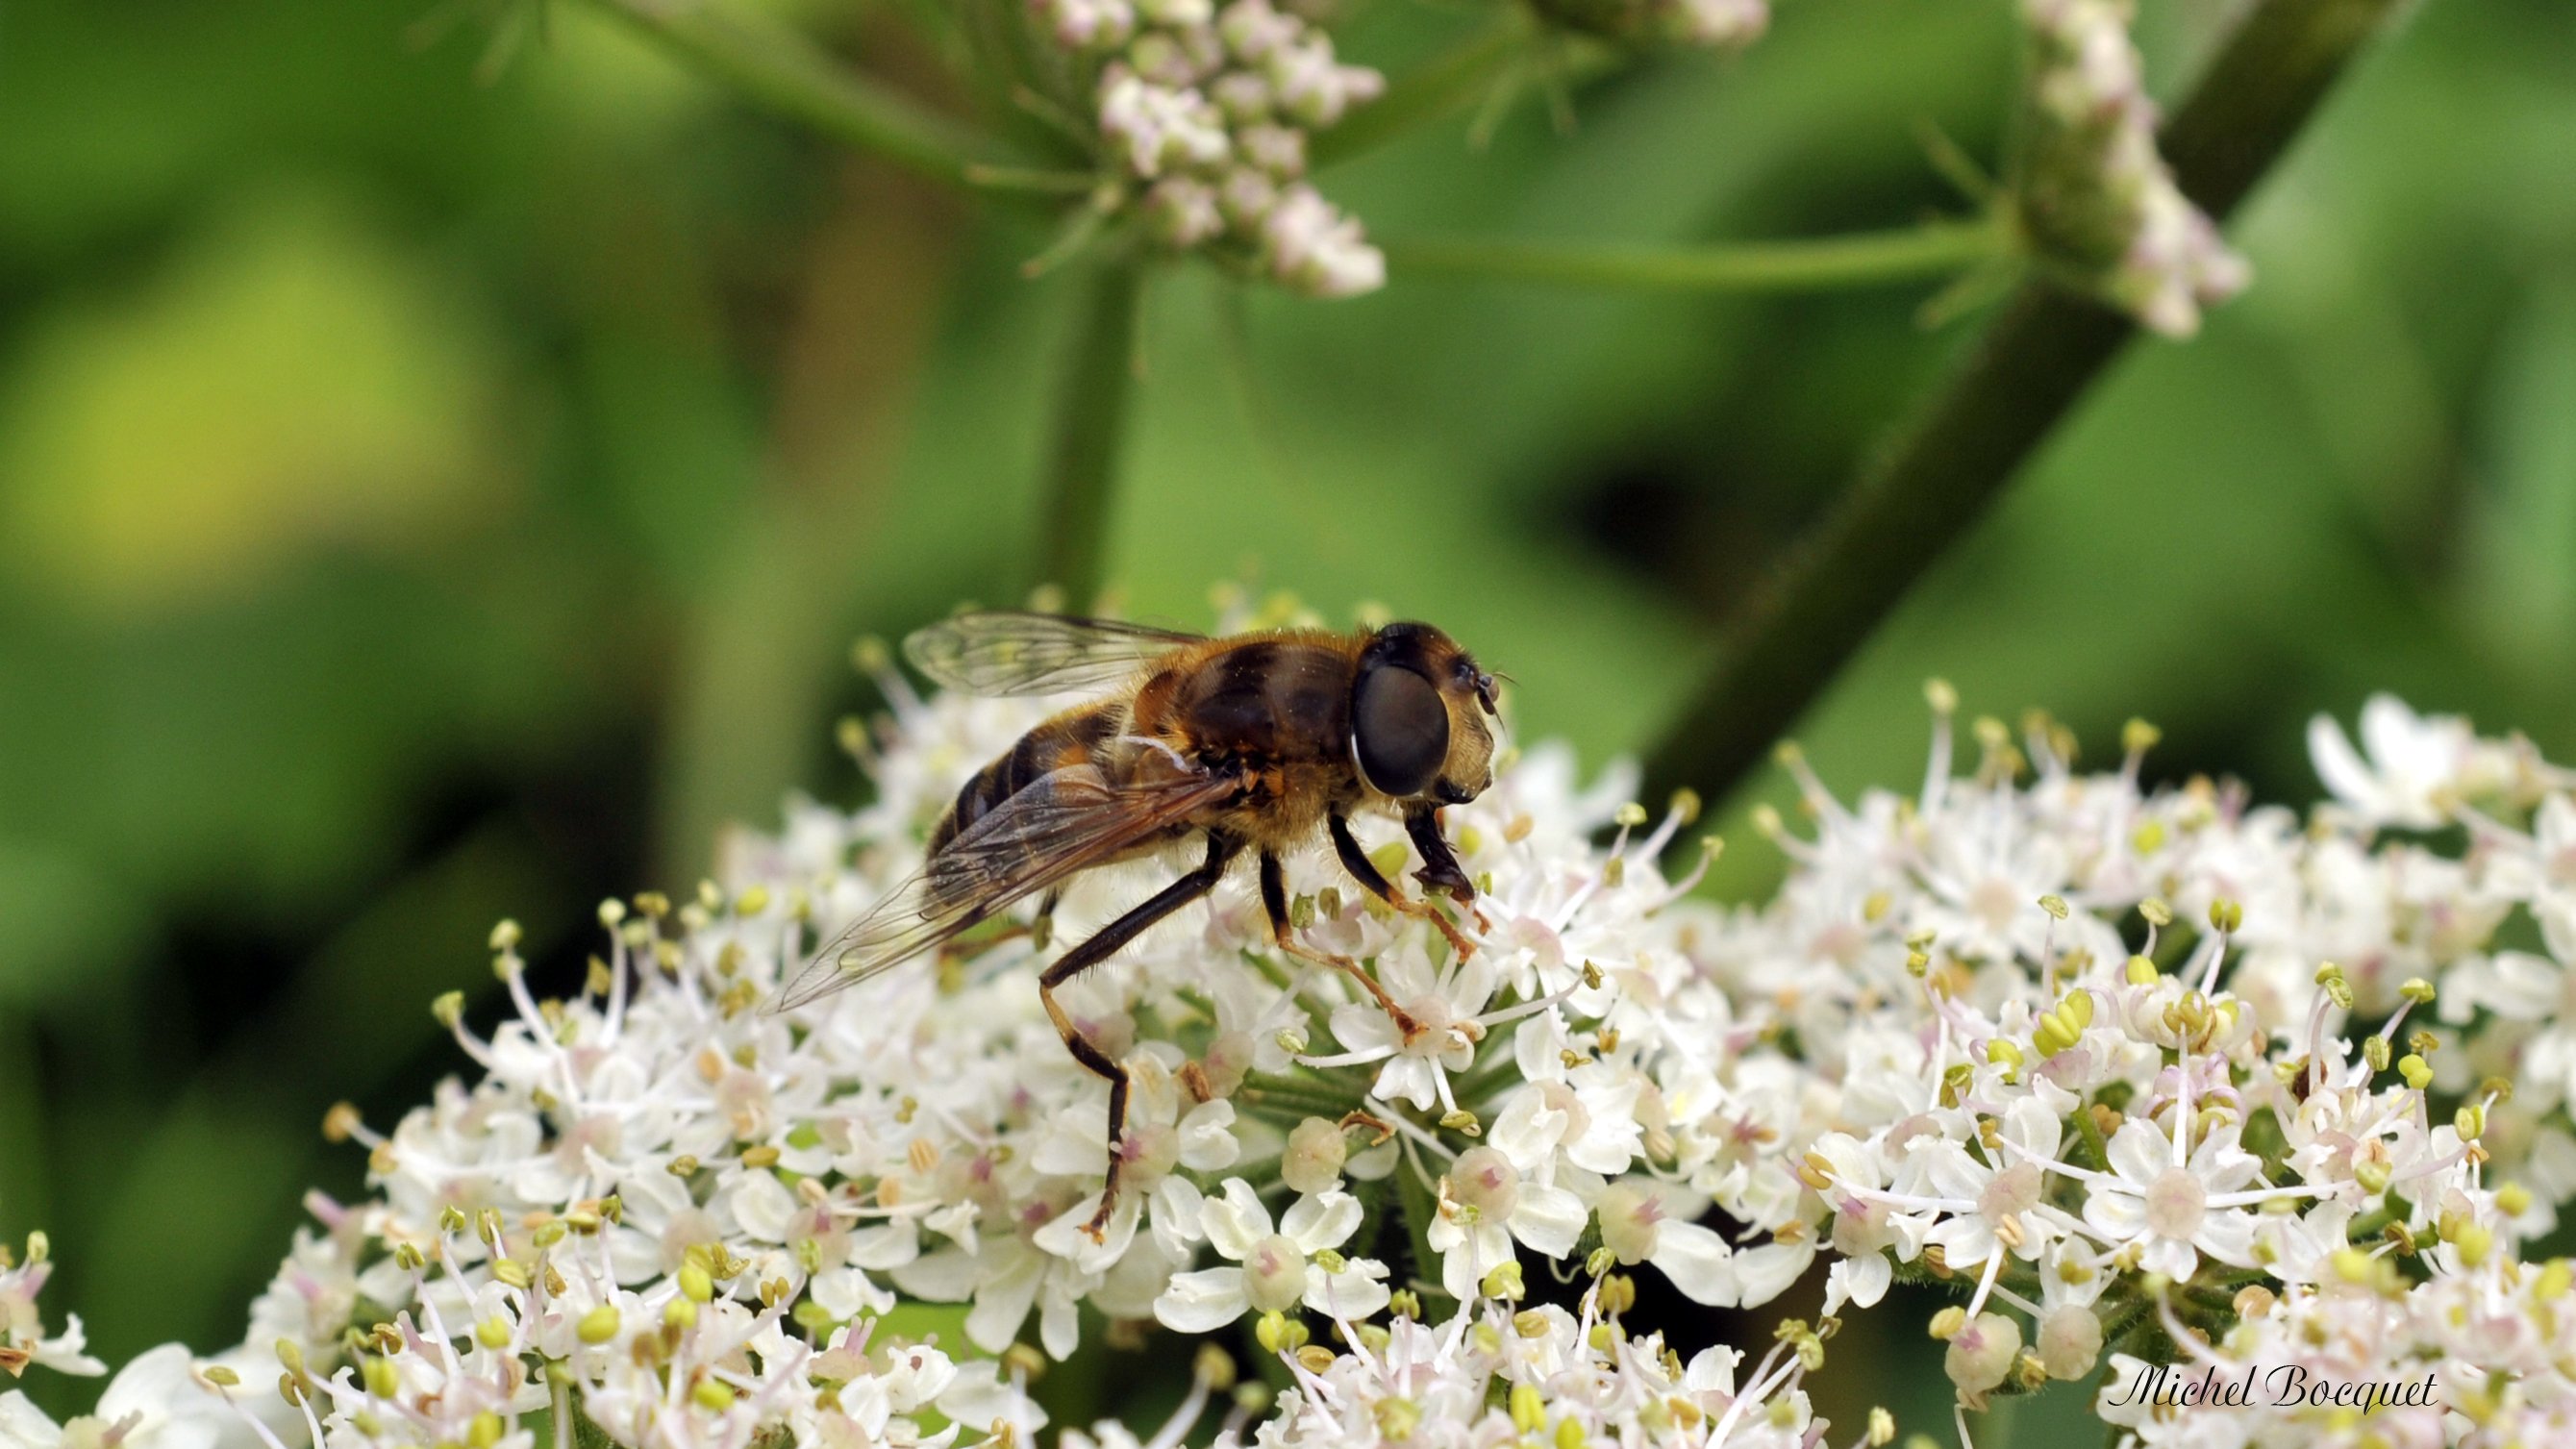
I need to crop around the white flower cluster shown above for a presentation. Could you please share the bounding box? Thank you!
[2014,0,2249,337]
[19,593,2576,1449]
[1705,690,2576,1443]
[1033,0,1386,296]
[1254,1283,1872,1449]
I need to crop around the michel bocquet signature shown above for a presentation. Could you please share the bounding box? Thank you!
[2107,1361,2441,1413]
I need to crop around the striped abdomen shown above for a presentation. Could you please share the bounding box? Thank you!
[927,701,1122,858]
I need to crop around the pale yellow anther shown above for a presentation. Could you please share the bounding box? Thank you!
[578,1305,621,1345]
[1510,1384,1546,1434]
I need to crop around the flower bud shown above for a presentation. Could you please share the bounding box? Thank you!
[1284,1117,1348,1195]
[1594,1183,1662,1264]
[1448,1147,1521,1221]
[1941,1312,2022,1395]
[2037,1306,2101,1380]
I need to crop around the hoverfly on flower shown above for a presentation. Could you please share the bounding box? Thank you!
[776,611,1503,1239]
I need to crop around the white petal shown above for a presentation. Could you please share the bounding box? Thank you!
[723,1171,799,1243]
[0,1390,64,1449]
[2139,1236,2197,1282]
[963,1253,1042,1353]
[1203,1179,1274,1261]
[1151,1177,1208,1259]
[1040,1293,1082,1361]
[2003,1096,2063,1162]
[887,1245,978,1301]
[1177,1100,1242,1170]
[1927,1217,1996,1271]
[1727,1240,1814,1308]
[1489,1090,1565,1172]
[1328,1003,1400,1055]
[2086,1190,2148,1240]
[1372,1057,1441,1112]
[1152,1269,1251,1334]
[1509,1185,1588,1258]
[1282,1189,1363,1253]
[1034,1192,1137,1273]
[1648,1220,1742,1307]
[848,1221,923,1271]
[2104,1121,2167,1187]
[1304,1261,1390,1322]
[2194,1212,2259,1270]
[811,1266,895,1320]
[1847,1252,1891,1309]
[2307,712,2381,814]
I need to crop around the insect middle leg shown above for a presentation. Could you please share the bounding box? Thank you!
[1042,834,1238,1241]
[1328,812,1482,958]
[1260,849,1420,1037]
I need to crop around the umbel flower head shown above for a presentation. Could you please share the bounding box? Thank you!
[1037,0,1387,296]
[2011,0,2248,336]
[14,578,2576,1449]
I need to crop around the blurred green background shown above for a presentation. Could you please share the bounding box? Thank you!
[3,0,2572,1439]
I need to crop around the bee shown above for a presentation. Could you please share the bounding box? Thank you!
[775,611,1502,1238]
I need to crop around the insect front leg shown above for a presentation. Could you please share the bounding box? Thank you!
[1405,807,1491,933]
[1329,812,1480,959]
[1040,833,1238,1242]
[1260,849,1419,1037]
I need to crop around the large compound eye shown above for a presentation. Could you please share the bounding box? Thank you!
[1352,661,1449,798]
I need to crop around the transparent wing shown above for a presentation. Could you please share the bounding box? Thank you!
[771,757,1237,1012]
[903,612,1204,696]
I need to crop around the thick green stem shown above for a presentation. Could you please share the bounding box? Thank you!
[582,0,1001,187]
[1036,260,1145,603]
[1385,216,2005,293]
[1639,0,2409,809]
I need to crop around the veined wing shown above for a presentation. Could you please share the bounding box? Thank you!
[771,757,1238,1012]
[904,612,1203,696]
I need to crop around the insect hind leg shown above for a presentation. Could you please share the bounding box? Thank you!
[1040,834,1238,1241]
